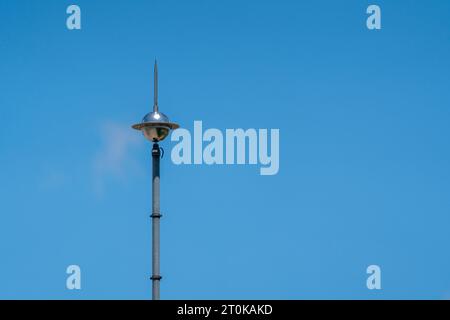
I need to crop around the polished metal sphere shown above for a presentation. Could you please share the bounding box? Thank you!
[132,111,179,142]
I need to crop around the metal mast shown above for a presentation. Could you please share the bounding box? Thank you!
[132,60,179,300]
[150,61,161,300]
[150,141,161,300]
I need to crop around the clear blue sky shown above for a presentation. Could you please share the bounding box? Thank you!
[1,0,450,299]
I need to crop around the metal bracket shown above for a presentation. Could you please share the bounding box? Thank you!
[151,144,164,159]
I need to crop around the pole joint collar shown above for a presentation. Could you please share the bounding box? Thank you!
[152,143,161,157]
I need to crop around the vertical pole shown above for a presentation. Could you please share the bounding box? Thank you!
[154,60,158,113]
[151,142,161,300]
